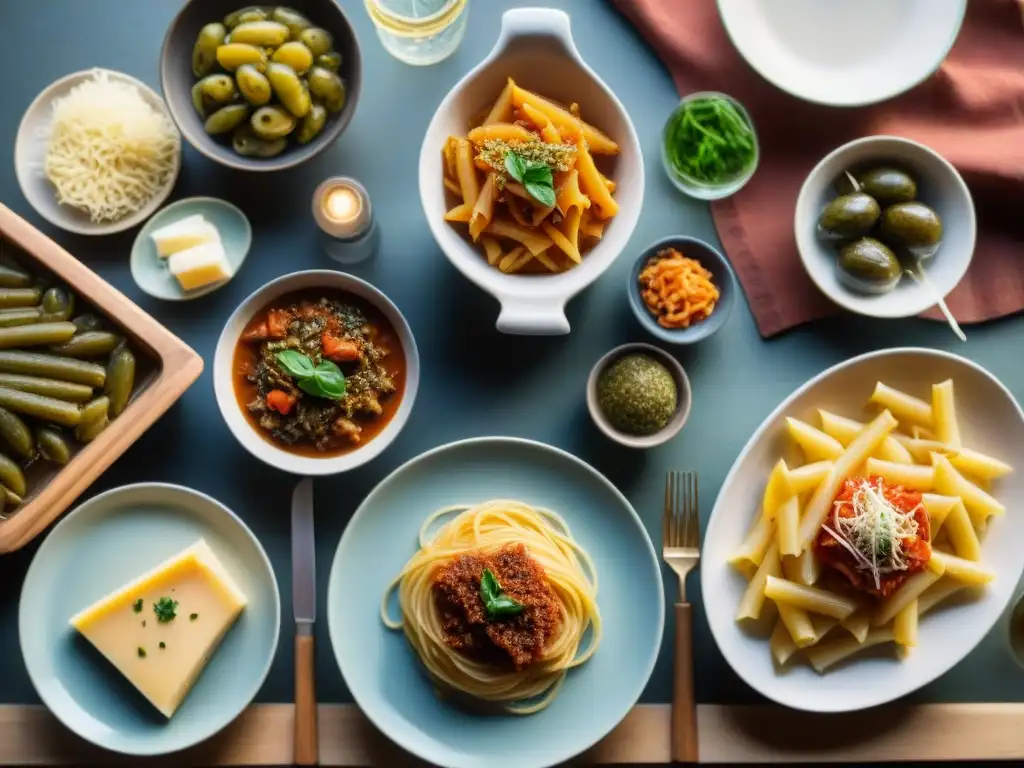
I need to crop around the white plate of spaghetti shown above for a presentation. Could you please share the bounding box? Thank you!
[327,437,663,768]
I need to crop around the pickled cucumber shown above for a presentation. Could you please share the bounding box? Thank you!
[75,396,109,442]
[0,265,33,288]
[0,407,33,459]
[0,322,76,349]
[0,373,93,403]
[0,308,43,328]
[0,351,105,387]
[104,346,135,417]
[50,331,122,359]
[0,288,41,309]
[36,427,71,465]
[0,453,26,496]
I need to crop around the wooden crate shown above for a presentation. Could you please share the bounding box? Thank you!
[0,202,203,553]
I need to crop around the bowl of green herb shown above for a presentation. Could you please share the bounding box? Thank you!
[662,92,759,200]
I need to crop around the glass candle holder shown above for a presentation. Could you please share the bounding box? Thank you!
[312,177,379,265]
[365,0,469,66]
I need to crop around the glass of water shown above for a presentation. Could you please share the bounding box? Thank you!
[365,0,470,66]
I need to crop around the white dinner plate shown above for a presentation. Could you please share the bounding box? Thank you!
[717,0,967,106]
[702,348,1024,712]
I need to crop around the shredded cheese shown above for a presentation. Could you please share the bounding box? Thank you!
[822,479,921,591]
[44,70,180,223]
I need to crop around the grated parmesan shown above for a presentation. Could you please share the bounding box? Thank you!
[44,70,180,223]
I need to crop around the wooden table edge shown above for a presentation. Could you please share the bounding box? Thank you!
[3,701,1024,765]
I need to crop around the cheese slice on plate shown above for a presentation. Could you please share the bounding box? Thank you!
[168,241,233,292]
[70,539,247,718]
[150,214,221,258]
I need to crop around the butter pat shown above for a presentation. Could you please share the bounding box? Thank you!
[150,214,220,258]
[168,241,233,292]
[70,539,247,718]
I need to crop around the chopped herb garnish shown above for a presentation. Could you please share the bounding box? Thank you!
[503,150,556,208]
[479,568,525,620]
[153,597,178,623]
[190,613,198,621]
[132,598,143,613]
[137,647,146,658]
[476,139,575,185]
[159,642,166,650]
[663,95,757,186]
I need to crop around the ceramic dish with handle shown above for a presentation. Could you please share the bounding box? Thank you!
[419,8,643,336]
[160,0,362,172]
[628,235,737,344]
[795,136,975,320]
[213,270,419,476]
[327,437,663,768]
[130,197,252,301]
[19,483,280,755]
[702,348,1024,712]
[717,0,966,107]
[15,68,181,236]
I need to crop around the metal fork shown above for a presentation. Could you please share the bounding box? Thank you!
[663,471,700,763]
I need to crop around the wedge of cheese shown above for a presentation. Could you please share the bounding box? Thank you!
[168,241,233,292]
[70,539,247,718]
[150,214,221,258]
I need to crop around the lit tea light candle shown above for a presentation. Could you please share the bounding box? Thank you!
[312,177,378,264]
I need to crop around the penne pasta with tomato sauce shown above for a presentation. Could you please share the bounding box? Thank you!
[731,378,1009,671]
[441,78,620,273]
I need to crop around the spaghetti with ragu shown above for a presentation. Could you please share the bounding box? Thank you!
[381,500,601,714]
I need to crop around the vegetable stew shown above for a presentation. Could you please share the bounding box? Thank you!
[232,290,405,456]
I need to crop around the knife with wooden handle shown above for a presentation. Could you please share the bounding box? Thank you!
[292,478,318,765]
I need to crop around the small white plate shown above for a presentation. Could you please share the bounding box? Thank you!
[717,0,966,106]
[130,197,251,302]
[14,68,181,236]
[702,349,1024,712]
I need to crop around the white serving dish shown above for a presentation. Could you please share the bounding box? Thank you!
[418,8,644,335]
[702,348,1024,712]
[15,68,181,236]
[213,270,420,476]
[795,136,975,320]
[717,0,966,107]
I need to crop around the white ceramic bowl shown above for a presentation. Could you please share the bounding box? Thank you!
[419,8,644,335]
[15,68,181,236]
[702,348,1024,712]
[213,271,420,476]
[717,0,966,106]
[795,136,975,319]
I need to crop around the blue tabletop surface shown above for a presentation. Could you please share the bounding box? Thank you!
[1,0,1023,712]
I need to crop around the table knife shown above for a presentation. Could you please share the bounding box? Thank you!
[292,477,318,765]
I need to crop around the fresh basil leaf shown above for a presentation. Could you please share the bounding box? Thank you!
[522,163,553,186]
[313,370,346,399]
[525,181,556,208]
[488,597,525,618]
[275,350,316,378]
[480,568,500,604]
[504,151,527,183]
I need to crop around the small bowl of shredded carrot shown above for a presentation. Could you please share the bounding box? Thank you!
[628,236,737,344]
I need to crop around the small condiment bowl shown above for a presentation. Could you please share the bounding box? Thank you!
[586,343,692,449]
[627,236,737,345]
[661,91,759,201]
[795,135,976,319]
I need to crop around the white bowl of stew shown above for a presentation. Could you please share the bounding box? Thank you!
[213,271,419,476]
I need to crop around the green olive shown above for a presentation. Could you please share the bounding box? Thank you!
[224,6,268,28]
[317,51,341,72]
[296,103,327,145]
[251,105,297,139]
[192,22,227,78]
[199,73,237,105]
[232,125,288,158]
[272,7,312,37]
[266,62,310,117]
[298,27,333,57]
[272,41,314,74]
[216,43,267,72]
[191,82,207,117]
[229,20,291,47]
[235,64,272,106]
[307,67,346,113]
[204,104,251,135]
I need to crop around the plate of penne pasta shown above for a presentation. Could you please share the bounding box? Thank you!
[419,8,643,335]
[702,348,1024,712]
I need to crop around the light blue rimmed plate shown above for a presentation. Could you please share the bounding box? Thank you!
[130,197,251,301]
[327,437,664,768]
[19,483,280,756]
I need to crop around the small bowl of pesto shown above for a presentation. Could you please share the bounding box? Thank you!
[662,92,758,200]
[586,343,691,449]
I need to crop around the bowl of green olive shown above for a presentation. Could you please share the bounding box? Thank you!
[161,1,362,171]
[795,135,976,320]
